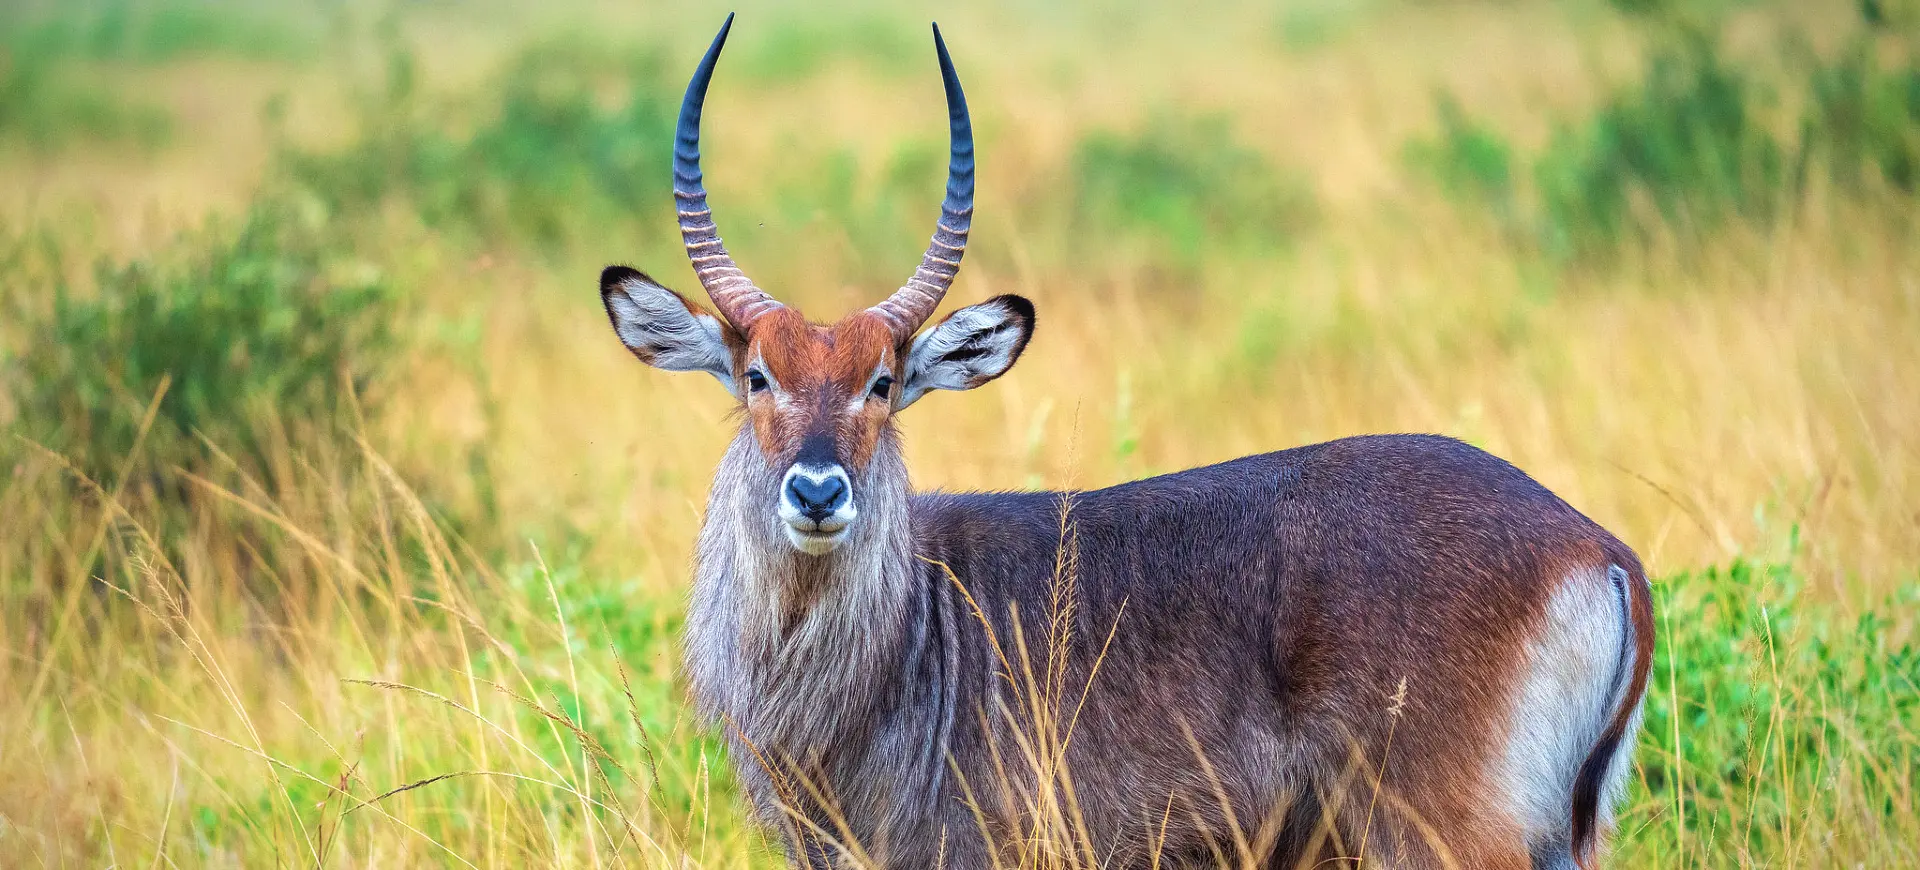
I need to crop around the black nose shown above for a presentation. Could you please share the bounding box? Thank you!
[786,474,848,521]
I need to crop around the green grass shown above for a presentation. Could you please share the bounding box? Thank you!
[1626,560,1920,865]
[1,0,1916,866]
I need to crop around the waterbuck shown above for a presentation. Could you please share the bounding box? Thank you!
[598,14,1653,869]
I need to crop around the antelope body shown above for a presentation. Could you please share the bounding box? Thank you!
[599,15,1653,869]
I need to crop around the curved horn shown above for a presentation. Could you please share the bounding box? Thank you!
[869,23,974,342]
[676,13,783,329]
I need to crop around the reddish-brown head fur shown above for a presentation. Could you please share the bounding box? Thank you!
[737,308,901,473]
[601,264,1033,555]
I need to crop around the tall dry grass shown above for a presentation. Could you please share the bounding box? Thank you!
[1,0,1914,866]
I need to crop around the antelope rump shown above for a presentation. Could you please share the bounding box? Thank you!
[596,14,1654,870]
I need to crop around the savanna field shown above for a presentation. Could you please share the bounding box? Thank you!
[0,0,1916,866]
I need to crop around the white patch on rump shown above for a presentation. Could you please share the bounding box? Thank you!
[1497,564,1639,851]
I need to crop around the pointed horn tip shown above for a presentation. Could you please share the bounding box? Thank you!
[702,12,736,58]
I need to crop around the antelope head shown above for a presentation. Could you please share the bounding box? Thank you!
[601,15,1035,556]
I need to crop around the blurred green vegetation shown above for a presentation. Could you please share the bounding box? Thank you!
[2,201,397,478]
[280,34,1323,280]
[1409,0,1920,259]
[1803,28,1920,194]
[0,0,326,152]
[0,50,170,152]
[732,11,919,81]
[1071,113,1316,267]
[1272,1,1376,55]
[2,0,321,64]
[1403,93,1518,224]
[755,140,952,286]
[0,0,1915,865]
[1534,29,1787,256]
[283,42,677,250]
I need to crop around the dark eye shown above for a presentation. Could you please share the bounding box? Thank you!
[870,375,893,400]
[746,370,769,393]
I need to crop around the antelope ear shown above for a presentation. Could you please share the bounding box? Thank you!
[899,295,1035,410]
[601,266,740,394]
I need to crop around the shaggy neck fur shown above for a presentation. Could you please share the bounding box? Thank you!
[683,426,929,779]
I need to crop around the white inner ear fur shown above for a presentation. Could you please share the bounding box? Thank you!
[900,300,1028,409]
[606,276,737,394]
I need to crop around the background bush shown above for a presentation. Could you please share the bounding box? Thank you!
[0,0,1914,866]
[284,42,676,250]
[1072,114,1316,266]
[1409,0,1920,260]
[3,201,397,477]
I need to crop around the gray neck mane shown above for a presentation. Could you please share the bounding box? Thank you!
[682,429,930,764]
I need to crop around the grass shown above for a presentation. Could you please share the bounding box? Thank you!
[0,0,1916,866]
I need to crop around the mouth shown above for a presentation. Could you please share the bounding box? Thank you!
[783,521,850,555]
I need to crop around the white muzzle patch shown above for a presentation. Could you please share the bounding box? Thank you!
[778,463,858,555]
